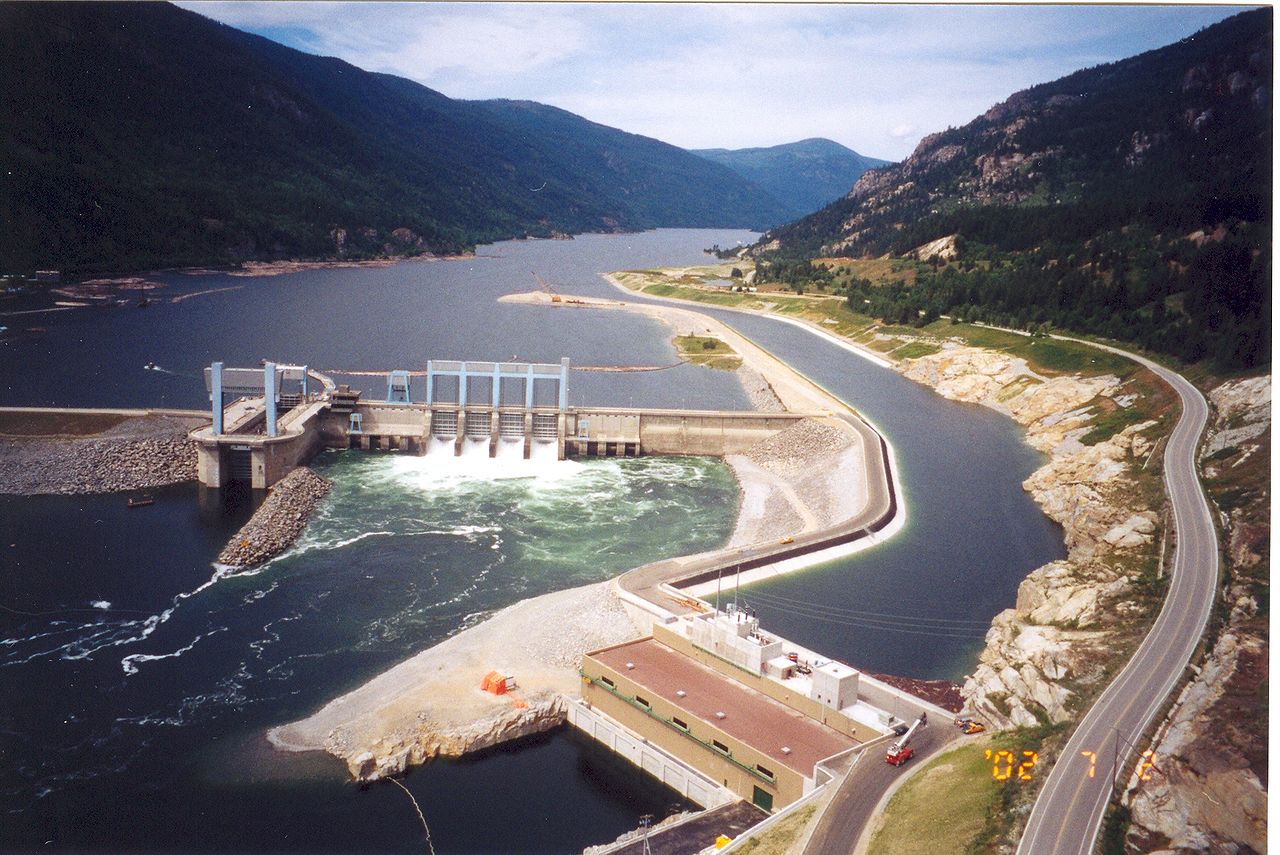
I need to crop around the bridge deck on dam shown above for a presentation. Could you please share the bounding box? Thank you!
[192,395,827,488]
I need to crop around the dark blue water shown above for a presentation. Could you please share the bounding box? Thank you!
[0,229,1066,852]
[0,231,756,412]
[1,454,732,853]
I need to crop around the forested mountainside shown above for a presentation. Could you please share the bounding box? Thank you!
[691,138,891,220]
[0,2,791,275]
[754,9,1271,370]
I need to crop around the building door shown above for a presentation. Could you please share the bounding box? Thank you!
[752,785,774,812]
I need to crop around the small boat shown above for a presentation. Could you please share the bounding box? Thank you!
[127,495,155,508]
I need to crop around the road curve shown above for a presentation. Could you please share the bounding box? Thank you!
[803,725,957,855]
[1017,341,1218,855]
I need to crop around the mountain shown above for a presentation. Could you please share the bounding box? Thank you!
[691,138,891,220]
[0,2,791,275]
[470,99,792,232]
[755,10,1271,370]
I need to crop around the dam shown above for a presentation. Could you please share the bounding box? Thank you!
[191,359,824,489]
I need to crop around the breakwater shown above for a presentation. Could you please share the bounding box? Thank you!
[217,467,334,567]
[0,410,206,495]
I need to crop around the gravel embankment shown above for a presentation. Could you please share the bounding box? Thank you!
[737,364,786,412]
[743,418,853,473]
[0,415,202,495]
[218,467,332,567]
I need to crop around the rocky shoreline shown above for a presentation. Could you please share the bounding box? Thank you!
[0,414,203,495]
[899,345,1164,729]
[217,467,333,567]
[900,345,1269,853]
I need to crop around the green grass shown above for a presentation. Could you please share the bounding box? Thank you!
[868,739,1001,855]
[1080,404,1147,446]
[642,282,747,306]
[674,334,741,370]
[890,342,942,360]
[732,803,819,855]
[915,322,1137,377]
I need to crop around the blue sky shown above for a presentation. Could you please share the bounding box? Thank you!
[180,3,1248,161]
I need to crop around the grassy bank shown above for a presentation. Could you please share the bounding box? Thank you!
[673,334,741,370]
[868,738,999,855]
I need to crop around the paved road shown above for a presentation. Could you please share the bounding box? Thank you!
[1017,341,1218,855]
[803,725,956,855]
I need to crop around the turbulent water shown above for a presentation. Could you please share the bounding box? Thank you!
[0,452,737,852]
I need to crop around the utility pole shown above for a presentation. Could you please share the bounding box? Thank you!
[640,814,653,855]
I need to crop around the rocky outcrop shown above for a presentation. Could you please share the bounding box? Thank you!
[901,345,1164,729]
[345,693,568,781]
[1126,616,1267,853]
[1203,374,1271,460]
[217,467,332,567]
[911,234,959,262]
[759,12,1271,261]
[270,580,645,781]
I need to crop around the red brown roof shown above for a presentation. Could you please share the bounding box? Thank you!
[589,637,857,777]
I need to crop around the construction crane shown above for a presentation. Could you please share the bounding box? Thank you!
[532,271,561,302]
[885,711,928,766]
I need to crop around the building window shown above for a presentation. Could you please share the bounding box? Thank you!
[712,739,730,755]
[635,695,650,709]
[755,764,775,780]
[600,676,615,689]
[672,717,688,731]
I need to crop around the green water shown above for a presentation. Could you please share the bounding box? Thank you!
[286,449,740,660]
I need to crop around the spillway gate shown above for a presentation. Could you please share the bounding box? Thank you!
[191,357,815,488]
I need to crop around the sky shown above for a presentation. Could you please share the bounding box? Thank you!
[180,2,1249,162]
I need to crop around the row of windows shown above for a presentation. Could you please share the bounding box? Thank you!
[593,673,776,782]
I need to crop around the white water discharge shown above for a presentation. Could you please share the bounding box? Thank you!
[494,437,525,460]
[426,436,454,456]
[530,439,558,462]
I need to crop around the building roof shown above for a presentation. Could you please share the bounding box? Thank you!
[589,637,858,777]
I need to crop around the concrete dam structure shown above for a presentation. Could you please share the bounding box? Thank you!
[191,359,822,489]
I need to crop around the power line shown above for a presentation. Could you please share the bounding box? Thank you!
[741,588,995,626]
[733,602,990,639]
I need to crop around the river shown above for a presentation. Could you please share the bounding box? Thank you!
[0,230,1064,852]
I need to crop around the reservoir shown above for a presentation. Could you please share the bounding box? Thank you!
[0,229,1064,852]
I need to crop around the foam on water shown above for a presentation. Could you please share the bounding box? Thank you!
[385,443,586,488]
[121,627,226,675]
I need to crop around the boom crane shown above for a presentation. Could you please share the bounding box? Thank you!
[885,711,927,766]
[532,271,561,303]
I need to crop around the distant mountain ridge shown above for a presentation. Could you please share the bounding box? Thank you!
[754,9,1270,370]
[0,2,792,275]
[692,138,891,220]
